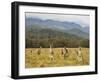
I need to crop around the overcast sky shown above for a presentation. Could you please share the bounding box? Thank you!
[25,12,90,27]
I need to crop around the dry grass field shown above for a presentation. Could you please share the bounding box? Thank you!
[25,48,89,68]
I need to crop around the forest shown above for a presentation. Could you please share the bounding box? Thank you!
[25,24,89,48]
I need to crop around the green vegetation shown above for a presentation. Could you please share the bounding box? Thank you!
[25,25,89,48]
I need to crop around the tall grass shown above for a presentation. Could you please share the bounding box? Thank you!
[25,48,89,68]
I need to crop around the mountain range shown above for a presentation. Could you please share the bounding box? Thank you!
[25,17,89,39]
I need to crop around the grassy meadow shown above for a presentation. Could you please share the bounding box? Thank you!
[25,48,89,68]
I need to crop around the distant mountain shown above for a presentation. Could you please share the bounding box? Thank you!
[25,23,89,48]
[66,28,89,39]
[26,26,80,39]
[26,18,83,30]
[25,17,89,39]
[25,25,84,48]
[82,26,89,33]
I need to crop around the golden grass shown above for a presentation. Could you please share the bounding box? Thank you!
[25,48,89,68]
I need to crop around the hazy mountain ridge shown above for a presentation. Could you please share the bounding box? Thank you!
[25,17,89,39]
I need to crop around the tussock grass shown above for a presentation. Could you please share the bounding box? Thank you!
[25,48,89,68]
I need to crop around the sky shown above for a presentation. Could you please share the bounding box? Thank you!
[25,12,90,27]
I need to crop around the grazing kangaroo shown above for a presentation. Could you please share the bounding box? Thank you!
[37,46,42,55]
[30,50,32,54]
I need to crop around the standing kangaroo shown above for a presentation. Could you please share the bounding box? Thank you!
[76,47,83,63]
[49,45,54,61]
[62,47,69,60]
